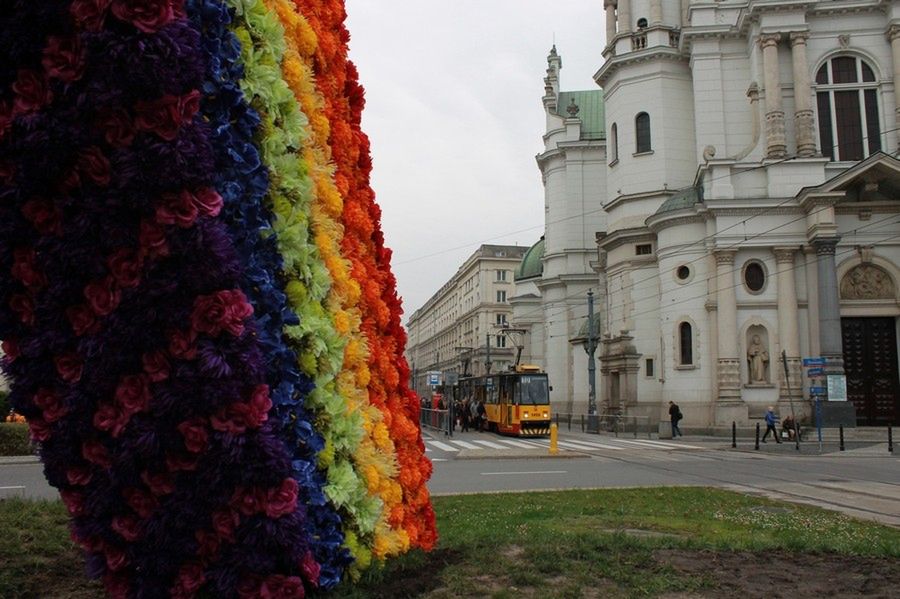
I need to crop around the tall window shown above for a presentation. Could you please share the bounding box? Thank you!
[496,269,507,281]
[678,322,693,366]
[495,313,507,326]
[610,122,618,163]
[816,56,881,161]
[635,112,651,153]
[496,290,506,303]
[496,335,507,348]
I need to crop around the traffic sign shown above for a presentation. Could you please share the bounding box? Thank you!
[809,386,826,394]
[806,367,825,377]
[802,357,826,366]
[427,372,441,386]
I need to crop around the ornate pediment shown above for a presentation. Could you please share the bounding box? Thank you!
[840,264,895,300]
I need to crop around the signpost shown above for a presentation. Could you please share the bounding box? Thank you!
[803,357,825,450]
[827,374,847,402]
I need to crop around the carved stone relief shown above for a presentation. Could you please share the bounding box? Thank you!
[840,265,895,300]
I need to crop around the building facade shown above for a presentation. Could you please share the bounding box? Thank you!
[514,0,900,427]
[405,245,528,398]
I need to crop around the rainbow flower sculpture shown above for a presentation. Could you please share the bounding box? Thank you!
[0,0,436,596]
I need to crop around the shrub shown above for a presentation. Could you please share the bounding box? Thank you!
[0,392,8,419]
[0,424,33,457]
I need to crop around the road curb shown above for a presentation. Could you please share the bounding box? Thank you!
[0,455,41,465]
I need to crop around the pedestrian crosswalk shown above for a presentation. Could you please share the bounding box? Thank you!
[424,435,704,455]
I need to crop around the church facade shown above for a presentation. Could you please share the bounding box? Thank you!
[512,0,900,427]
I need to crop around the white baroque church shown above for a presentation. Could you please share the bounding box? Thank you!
[511,0,900,428]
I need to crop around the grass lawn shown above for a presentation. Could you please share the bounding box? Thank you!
[1,487,898,598]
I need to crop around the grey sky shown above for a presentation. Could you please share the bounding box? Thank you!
[345,1,604,319]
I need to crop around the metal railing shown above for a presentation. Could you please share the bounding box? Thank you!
[552,412,653,438]
[420,407,451,436]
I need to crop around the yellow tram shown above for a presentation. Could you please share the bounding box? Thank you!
[459,365,551,436]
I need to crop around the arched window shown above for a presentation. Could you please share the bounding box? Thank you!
[815,56,881,161]
[678,322,693,366]
[610,122,618,163]
[637,17,648,29]
[635,112,651,153]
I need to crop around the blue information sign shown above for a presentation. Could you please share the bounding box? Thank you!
[806,367,825,377]
[802,357,826,366]
[809,386,826,394]
[427,372,441,386]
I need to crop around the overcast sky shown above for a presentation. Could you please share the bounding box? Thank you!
[345,1,605,320]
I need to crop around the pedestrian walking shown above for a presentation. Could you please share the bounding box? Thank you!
[476,399,486,432]
[668,401,683,437]
[460,398,470,432]
[762,406,781,443]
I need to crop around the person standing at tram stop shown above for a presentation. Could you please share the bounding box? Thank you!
[762,405,782,444]
[668,401,683,438]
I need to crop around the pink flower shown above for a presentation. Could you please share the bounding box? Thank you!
[42,36,85,82]
[177,418,208,453]
[134,89,199,140]
[11,247,46,289]
[33,388,66,423]
[230,486,265,516]
[93,403,124,435]
[84,276,121,316]
[77,146,111,187]
[142,350,170,382]
[105,546,129,572]
[140,470,174,496]
[110,0,182,34]
[265,478,298,519]
[192,188,223,217]
[210,402,252,435]
[66,304,98,336]
[211,508,239,541]
[111,515,142,542]
[9,294,35,326]
[168,329,197,360]
[138,220,169,259]
[300,551,320,588]
[66,464,93,486]
[123,488,158,519]
[28,418,52,442]
[97,109,135,148]
[21,198,62,236]
[114,374,151,415]
[12,70,51,114]
[248,385,272,425]
[191,289,253,337]
[82,440,112,468]
[1,338,20,361]
[70,0,111,32]
[54,352,84,383]
[156,190,198,228]
[107,248,143,288]
[60,490,86,516]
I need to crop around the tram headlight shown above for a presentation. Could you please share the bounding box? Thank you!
[543,411,548,418]
[523,412,529,418]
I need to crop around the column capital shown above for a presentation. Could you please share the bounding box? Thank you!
[773,247,797,264]
[604,0,617,8]
[887,24,900,42]
[759,32,782,48]
[714,248,738,265]
[789,31,810,46]
[812,237,841,256]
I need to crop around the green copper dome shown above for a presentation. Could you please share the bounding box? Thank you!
[514,237,545,281]
[655,185,703,215]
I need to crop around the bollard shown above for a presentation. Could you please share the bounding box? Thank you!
[549,423,559,455]
[839,425,845,451]
[554,412,558,427]
[755,423,760,450]
[732,421,737,449]
[889,425,893,454]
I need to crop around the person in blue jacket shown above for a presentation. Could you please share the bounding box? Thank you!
[762,406,782,443]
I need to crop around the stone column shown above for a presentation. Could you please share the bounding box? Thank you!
[650,0,662,25]
[814,237,844,374]
[618,0,631,34]
[790,32,816,157]
[605,0,617,46]
[774,248,802,401]
[760,33,787,158]
[715,249,741,401]
[889,25,900,148]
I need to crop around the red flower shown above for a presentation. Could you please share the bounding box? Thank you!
[12,70,51,114]
[230,486,265,516]
[168,328,197,360]
[42,36,85,82]
[108,248,143,288]
[170,563,205,599]
[0,102,12,140]
[84,276,121,316]
[33,388,66,423]
[77,146,111,187]
[97,108,135,148]
[165,451,198,472]
[11,247,46,289]
[264,478,298,518]
[66,304,98,336]
[82,439,112,468]
[211,508,239,542]
[105,545,129,572]
[93,402,127,437]
[28,418,52,442]
[66,464,93,486]
[70,0,111,32]
[123,487,158,519]
[134,89,199,141]
[142,350,170,382]
[110,0,182,34]
[210,402,252,435]
[140,470,175,496]
[103,573,130,599]
[55,352,84,383]
[21,198,62,236]
[195,529,220,559]
[111,515,142,542]
[2,338,20,361]
[274,576,305,599]
[300,551,320,588]
[9,294,35,325]
[248,385,272,425]
[191,289,253,337]
[138,220,169,258]
[60,490,86,516]
[114,374,151,414]
[177,418,208,453]
[192,187,223,217]
[156,190,198,228]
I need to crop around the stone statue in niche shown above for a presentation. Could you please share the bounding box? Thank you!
[840,265,895,300]
[747,333,769,384]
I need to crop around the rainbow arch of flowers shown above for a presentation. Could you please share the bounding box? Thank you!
[0,0,435,596]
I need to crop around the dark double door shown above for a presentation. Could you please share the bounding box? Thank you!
[841,317,900,425]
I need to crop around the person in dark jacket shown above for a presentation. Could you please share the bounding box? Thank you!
[668,401,683,437]
[762,406,781,443]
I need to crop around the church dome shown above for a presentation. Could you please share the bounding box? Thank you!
[654,185,703,215]
[514,237,545,281]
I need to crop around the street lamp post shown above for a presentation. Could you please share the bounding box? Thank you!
[586,290,599,433]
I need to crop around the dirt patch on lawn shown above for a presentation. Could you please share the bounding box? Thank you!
[655,549,900,599]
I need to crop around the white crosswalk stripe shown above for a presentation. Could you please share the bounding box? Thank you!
[428,440,459,452]
[471,440,510,449]
[448,440,481,450]
[608,438,703,450]
[424,435,709,457]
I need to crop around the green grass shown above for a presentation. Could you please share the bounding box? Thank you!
[1,488,898,598]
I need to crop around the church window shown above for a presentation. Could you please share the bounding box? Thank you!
[743,261,766,294]
[678,322,693,366]
[610,123,618,164]
[645,358,654,377]
[815,56,881,161]
[635,112,651,153]
[637,17,648,29]
[496,335,507,348]
[676,265,691,281]
[635,243,652,255]
[496,290,507,302]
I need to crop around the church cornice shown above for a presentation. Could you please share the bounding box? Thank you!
[604,188,672,212]
[646,212,706,233]
[595,47,687,88]
[597,227,655,252]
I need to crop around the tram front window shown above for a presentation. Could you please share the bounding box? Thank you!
[517,376,549,405]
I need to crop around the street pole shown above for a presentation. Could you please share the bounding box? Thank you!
[587,290,598,433]
[781,350,800,451]
[485,333,491,375]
